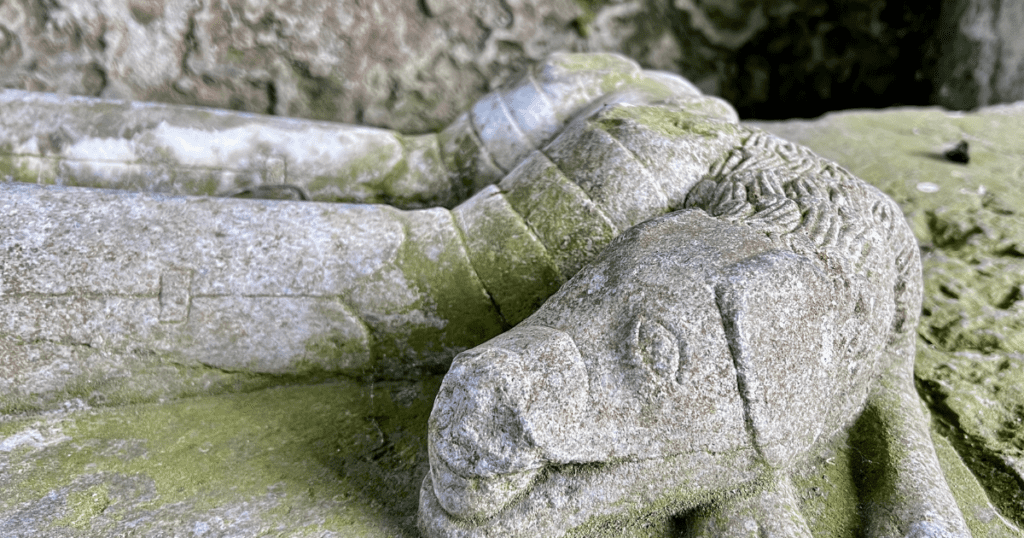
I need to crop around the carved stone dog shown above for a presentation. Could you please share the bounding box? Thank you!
[420,132,971,536]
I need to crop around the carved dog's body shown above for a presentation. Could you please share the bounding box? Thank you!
[421,128,970,537]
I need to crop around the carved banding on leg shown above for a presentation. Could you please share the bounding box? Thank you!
[498,151,619,280]
[452,185,562,326]
[544,113,670,232]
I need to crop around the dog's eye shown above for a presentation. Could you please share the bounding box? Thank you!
[631,317,687,384]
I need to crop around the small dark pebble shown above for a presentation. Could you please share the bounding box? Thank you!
[944,140,970,164]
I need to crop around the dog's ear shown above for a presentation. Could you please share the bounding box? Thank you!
[714,250,838,468]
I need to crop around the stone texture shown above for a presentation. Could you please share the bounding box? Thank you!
[752,105,1024,536]
[0,0,593,132]
[0,53,744,412]
[1,57,1023,536]
[420,123,969,536]
[0,52,734,208]
[0,0,978,126]
[0,377,442,538]
[0,183,505,410]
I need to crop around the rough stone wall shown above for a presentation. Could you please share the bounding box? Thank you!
[931,0,1024,110]
[0,0,592,132]
[3,0,1018,127]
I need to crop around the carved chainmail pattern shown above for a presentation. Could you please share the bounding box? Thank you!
[684,129,921,341]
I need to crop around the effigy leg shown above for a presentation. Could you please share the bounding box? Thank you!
[0,53,745,413]
[0,89,448,204]
[0,181,503,408]
[0,52,734,209]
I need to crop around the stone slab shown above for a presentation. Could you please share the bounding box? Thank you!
[753,104,1024,534]
[0,102,1022,536]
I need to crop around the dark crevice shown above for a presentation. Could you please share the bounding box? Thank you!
[449,211,512,332]
[181,6,200,77]
[289,59,343,121]
[995,286,1023,310]
[674,2,946,120]
[265,80,278,115]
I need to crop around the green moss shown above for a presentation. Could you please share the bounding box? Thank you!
[0,377,442,536]
[307,145,406,204]
[52,484,113,530]
[932,423,1024,537]
[757,108,1024,528]
[545,52,679,100]
[0,154,40,183]
[191,173,224,196]
[456,190,563,326]
[916,346,1024,525]
[295,70,343,122]
[571,0,612,37]
[501,159,618,279]
[0,355,363,416]
[596,105,723,139]
[302,334,371,371]
[364,209,505,376]
[790,437,861,537]
[847,403,904,526]
[553,49,636,75]
[226,47,245,63]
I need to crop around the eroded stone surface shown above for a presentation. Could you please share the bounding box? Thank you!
[2,0,1006,125]
[420,124,975,537]
[1,56,1022,537]
[0,378,441,538]
[932,0,1024,110]
[0,53,743,411]
[753,106,1024,535]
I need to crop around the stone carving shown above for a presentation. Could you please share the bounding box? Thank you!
[0,53,741,410]
[419,133,969,535]
[0,52,971,536]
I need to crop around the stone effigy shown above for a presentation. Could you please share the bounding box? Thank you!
[0,52,975,536]
[0,53,744,408]
[419,124,971,536]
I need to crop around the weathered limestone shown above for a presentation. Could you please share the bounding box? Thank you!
[751,104,1024,536]
[419,125,968,537]
[0,53,734,208]
[0,53,742,411]
[0,55,1022,537]
[932,0,1024,110]
[4,0,1008,125]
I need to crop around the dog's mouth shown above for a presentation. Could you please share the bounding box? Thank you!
[429,455,542,521]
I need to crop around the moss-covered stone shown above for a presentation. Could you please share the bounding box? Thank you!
[0,377,442,537]
[595,105,723,140]
[499,154,619,280]
[754,104,1024,531]
[2,95,1021,535]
